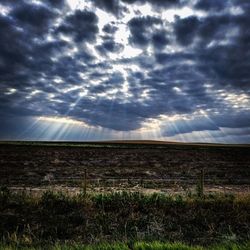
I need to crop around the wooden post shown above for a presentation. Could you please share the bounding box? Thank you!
[83,168,87,197]
[199,168,204,198]
[140,178,144,188]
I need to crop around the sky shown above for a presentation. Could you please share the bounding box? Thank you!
[0,0,250,143]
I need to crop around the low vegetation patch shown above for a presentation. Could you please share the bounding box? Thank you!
[1,188,250,248]
[1,241,250,250]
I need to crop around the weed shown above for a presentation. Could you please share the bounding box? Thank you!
[0,190,249,247]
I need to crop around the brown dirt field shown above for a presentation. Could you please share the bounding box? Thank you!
[0,142,250,194]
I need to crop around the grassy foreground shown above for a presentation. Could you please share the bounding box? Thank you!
[1,188,250,248]
[1,241,250,250]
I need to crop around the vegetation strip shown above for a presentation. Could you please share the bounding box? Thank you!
[1,241,250,250]
[1,188,250,248]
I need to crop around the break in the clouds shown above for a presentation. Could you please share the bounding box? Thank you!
[0,0,250,143]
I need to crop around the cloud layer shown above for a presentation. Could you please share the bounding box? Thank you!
[0,0,250,142]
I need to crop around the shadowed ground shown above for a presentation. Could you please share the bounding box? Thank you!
[0,141,249,194]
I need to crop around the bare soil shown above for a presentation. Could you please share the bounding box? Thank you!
[0,142,250,194]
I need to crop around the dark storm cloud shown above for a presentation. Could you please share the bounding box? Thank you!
[12,2,55,32]
[96,38,124,54]
[213,111,250,129]
[162,116,219,137]
[0,116,35,140]
[0,0,250,141]
[90,0,121,16]
[0,0,71,79]
[234,0,250,12]
[172,12,250,90]
[197,45,250,89]
[121,0,185,8]
[152,32,169,48]
[90,0,185,16]
[128,16,163,47]
[163,111,250,137]
[155,52,194,64]
[174,14,238,47]
[102,23,118,34]
[0,0,94,117]
[174,16,199,46]
[44,0,67,9]
[70,100,142,131]
[56,10,99,43]
[194,0,229,11]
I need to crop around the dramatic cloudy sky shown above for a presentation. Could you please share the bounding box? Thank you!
[0,0,250,142]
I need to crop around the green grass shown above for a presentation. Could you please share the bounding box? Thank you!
[1,241,250,250]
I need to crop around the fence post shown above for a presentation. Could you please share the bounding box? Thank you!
[198,168,205,198]
[83,168,87,197]
[140,178,144,188]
